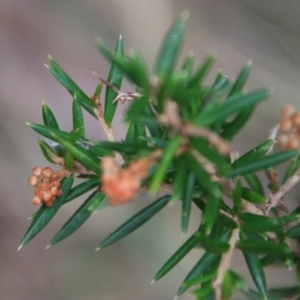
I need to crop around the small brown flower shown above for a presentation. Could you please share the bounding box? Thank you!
[101,155,155,207]
[28,166,67,207]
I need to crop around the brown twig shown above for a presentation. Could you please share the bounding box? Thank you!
[213,226,240,300]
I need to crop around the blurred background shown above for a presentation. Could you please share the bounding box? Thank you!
[1,0,300,299]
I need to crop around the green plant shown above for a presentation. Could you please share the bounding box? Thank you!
[20,12,300,300]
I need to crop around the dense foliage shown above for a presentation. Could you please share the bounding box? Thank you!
[20,12,300,300]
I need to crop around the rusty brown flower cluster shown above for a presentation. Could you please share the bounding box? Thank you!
[101,152,160,207]
[28,167,67,207]
[278,105,300,150]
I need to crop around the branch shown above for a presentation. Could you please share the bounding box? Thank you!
[213,227,240,300]
[264,172,300,214]
[92,92,124,166]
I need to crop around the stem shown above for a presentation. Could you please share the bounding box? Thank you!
[213,226,240,300]
[93,97,124,166]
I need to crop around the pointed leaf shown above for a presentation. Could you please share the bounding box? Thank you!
[104,36,124,126]
[181,52,194,77]
[232,139,275,168]
[72,98,85,138]
[51,134,101,175]
[97,195,171,249]
[64,177,100,204]
[202,193,221,234]
[171,156,188,202]
[176,229,231,296]
[150,136,182,194]
[241,188,267,204]
[194,89,270,127]
[228,150,299,178]
[282,154,299,184]
[196,232,230,253]
[233,177,242,214]
[222,270,248,299]
[228,61,252,96]
[42,103,59,129]
[287,223,300,239]
[64,150,74,172]
[38,140,60,164]
[95,39,149,90]
[48,192,105,246]
[243,252,267,298]
[176,252,221,296]
[47,57,97,116]
[154,12,188,76]
[181,171,196,234]
[183,271,217,288]
[192,285,214,300]
[189,53,216,87]
[186,152,220,198]
[221,105,256,141]
[152,231,199,282]
[237,239,290,255]
[244,173,264,196]
[28,123,71,141]
[19,177,74,248]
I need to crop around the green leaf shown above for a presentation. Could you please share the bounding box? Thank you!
[194,89,270,127]
[181,171,196,234]
[104,36,124,126]
[242,213,299,234]
[93,83,103,98]
[243,252,267,298]
[196,232,230,253]
[152,231,200,282]
[241,187,267,204]
[97,195,171,250]
[46,57,97,116]
[19,177,74,249]
[244,173,264,196]
[221,105,256,141]
[282,154,299,184]
[150,136,182,194]
[95,39,149,90]
[241,289,280,300]
[233,178,242,214]
[51,134,101,175]
[171,157,188,202]
[74,93,97,118]
[154,12,188,76]
[228,150,299,178]
[269,286,300,298]
[176,252,221,296]
[64,177,100,204]
[38,140,59,164]
[183,271,217,288]
[176,228,231,296]
[232,139,275,168]
[186,152,220,198]
[222,270,248,299]
[28,123,71,141]
[64,150,74,172]
[287,223,300,239]
[203,193,221,234]
[72,98,85,138]
[181,52,194,78]
[237,239,290,255]
[42,102,59,129]
[192,285,214,300]
[228,61,252,96]
[189,53,216,87]
[48,192,106,247]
